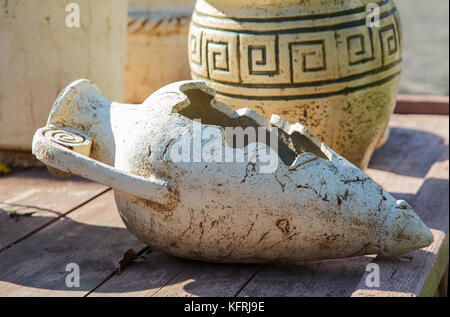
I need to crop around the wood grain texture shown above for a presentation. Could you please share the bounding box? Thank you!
[369,115,449,179]
[352,148,449,297]
[152,262,262,297]
[237,257,374,297]
[0,191,145,297]
[0,168,108,251]
[90,248,261,297]
[367,115,449,203]
[89,250,189,297]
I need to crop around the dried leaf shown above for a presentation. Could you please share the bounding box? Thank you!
[116,247,151,273]
[117,249,139,272]
[0,163,11,176]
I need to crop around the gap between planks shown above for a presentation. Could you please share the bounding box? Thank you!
[0,191,145,297]
[0,167,111,252]
[0,188,111,254]
[351,148,449,297]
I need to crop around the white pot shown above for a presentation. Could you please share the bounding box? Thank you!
[32,79,433,263]
[0,0,128,151]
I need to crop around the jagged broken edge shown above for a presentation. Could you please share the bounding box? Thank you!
[158,80,336,166]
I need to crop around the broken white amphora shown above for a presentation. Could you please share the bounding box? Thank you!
[32,80,433,263]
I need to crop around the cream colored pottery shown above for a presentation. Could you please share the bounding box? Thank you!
[125,0,195,103]
[0,0,127,152]
[188,0,402,169]
[32,79,432,263]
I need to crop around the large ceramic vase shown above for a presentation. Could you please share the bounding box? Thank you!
[125,0,195,103]
[0,0,127,160]
[188,0,402,169]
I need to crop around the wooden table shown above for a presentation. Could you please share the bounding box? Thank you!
[0,114,448,297]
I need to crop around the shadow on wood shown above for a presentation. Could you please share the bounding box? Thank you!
[370,128,447,178]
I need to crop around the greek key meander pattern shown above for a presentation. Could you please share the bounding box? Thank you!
[189,7,402,97]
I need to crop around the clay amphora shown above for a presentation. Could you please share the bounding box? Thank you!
[0,0,127,152]
[32,79,432,264]
[188,0,402,169]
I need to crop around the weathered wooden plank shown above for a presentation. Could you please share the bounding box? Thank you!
[90,248,262,297]
[395,95,449,115]
[91,248,263,297]
[367,115,448,203]
[0,190,145,297]
[152,262,262,297]
[369,115,448,180]
[89,250,189,297]
[352,148,449,297]
[237,257,374,297]
[0,168,108,251]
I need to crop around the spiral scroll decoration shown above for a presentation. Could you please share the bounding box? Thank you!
[43,128,92,156]
[44,129,85,145]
